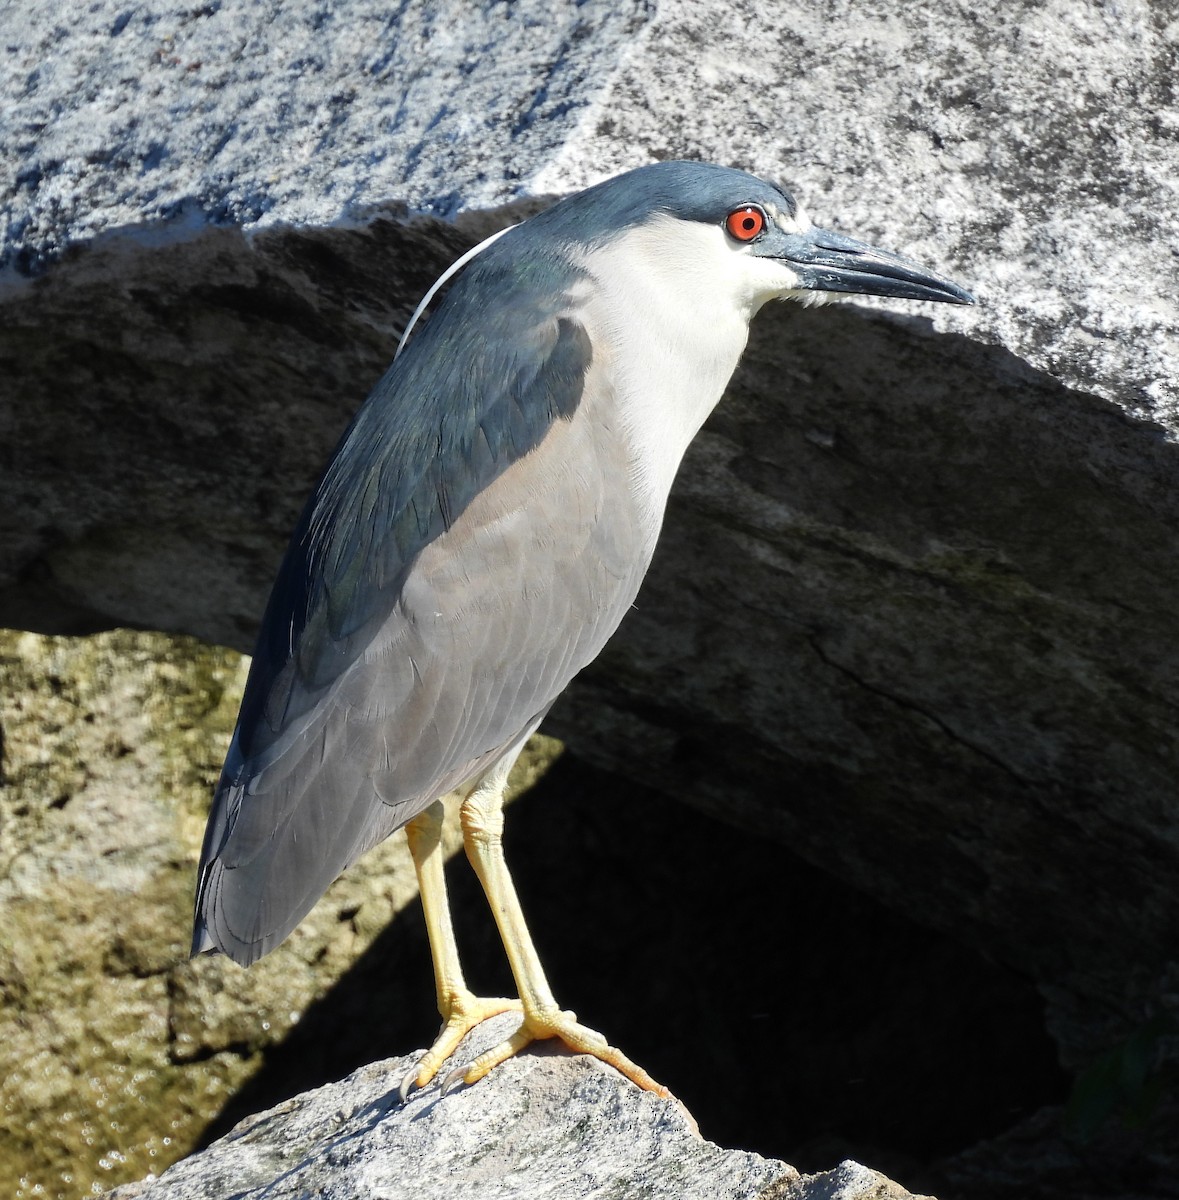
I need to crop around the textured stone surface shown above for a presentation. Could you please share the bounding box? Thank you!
[1,0,648,270]
[103,1013,927,1200]
[4,0,1174,420]
[0,627,563,1198]
[0,630,247,1200]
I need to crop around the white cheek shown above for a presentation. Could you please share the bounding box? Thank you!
[742,256,809,311]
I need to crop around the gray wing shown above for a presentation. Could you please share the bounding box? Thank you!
[193,248,648,964]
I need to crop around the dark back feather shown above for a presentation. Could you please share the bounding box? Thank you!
[236,245,590,765]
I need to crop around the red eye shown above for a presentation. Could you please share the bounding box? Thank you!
[725,207,765,241]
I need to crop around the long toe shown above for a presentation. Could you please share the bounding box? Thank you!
[456,1008,673,1099]
[400,991,522,1101]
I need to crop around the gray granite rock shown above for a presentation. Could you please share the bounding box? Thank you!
[4,0,1173,419]
[102,1013,929,1200]
[1,0,647,270]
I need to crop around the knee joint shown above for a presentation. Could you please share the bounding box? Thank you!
[460,791,504,846]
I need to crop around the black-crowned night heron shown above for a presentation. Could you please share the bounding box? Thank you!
[193,160,973,1100]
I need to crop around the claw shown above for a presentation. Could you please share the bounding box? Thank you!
[397,1060,422,1105]
[440,1062,469,1096]
[398,992,522,1099]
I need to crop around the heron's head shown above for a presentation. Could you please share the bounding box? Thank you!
[528,160,974,318]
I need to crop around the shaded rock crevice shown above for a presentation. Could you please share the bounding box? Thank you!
[805,634,1037,788]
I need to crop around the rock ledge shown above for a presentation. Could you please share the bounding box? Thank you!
[106,1014,932,1200]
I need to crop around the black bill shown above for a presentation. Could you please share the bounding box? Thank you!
[770,226,975,305]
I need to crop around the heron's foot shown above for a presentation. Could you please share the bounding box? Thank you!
[399,991,522,1101]
[441,1006,672,1099]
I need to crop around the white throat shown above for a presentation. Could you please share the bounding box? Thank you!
[575,217,797,537]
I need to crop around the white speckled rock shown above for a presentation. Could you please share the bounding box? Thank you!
[1,0,647,264]
[3,0,1174,420]
[103,1014,932,1200]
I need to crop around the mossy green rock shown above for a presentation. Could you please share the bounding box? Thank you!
[0,628,561,1198]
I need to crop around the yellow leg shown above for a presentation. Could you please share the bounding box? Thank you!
[450,759,671,1099]
[400,800,520,1099]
